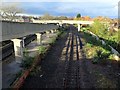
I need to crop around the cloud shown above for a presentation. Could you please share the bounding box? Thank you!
[52,2,118,17]
[2,0,119,18]
[2,0,120,3]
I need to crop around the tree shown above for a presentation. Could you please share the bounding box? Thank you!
[93,16,112,22]
[76,13,81,18]
[40,13,54,20]
[55,16,68,20]
[90,20,107,36]
[0,3,23,21]
[83,16,91,21]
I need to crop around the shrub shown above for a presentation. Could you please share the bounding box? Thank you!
[82,32,114,64]
[89,20,119,53]
[48,37,56,45]
[38,46,47,55]
[90,20,107,35]
[21,56,34,69]
[92,48,110,64]
[23,48,29,57]
[86,43,93,47]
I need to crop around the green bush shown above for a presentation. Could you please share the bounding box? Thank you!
[86,43,93,47]
[81,27,87,32]
[89,20,119,52]
[49,37,56,45]
[57,30,64,37]
[21,56,34,69]
[92,47,111,64]
[90,20,107,35]
[38,46,47,54]
[82,32,114,63]
[23,48,29,57]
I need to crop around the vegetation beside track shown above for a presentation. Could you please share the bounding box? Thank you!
[81,31,116,64]
[88,20,119,53]
[11,27,67,88]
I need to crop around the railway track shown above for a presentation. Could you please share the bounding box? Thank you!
[21,25,119,89]
[21,25,92,88]
[63,28,83,89]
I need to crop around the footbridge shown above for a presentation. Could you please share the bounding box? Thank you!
[32,20,94,24]
[32,20,94,31]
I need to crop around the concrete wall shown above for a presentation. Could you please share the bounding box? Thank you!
[1,21,59,42]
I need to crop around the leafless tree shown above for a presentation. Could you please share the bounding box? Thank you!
[0,3,23,21]
[40,13,68,20]
[40,13,55,20]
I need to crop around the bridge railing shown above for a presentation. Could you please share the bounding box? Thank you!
[32,20,94,24]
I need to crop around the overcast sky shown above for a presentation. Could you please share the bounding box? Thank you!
[2,0,120,18]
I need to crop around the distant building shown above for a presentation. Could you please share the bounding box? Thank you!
[13,16,24,22]
[22,16,31,22]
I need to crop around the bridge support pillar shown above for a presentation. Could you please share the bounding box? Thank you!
[11,39,23,63]
[22,37,26,48]
[51,30,54,33]
[46,31,50,37]
[59,23,63,27]
[54,29,57,32]
[36,33,42,45]
[78,24,81,32]
[46,31,50,34]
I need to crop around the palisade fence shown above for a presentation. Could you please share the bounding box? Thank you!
[86,30,120,61]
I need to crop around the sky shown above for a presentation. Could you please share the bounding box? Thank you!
[2,0,120,18]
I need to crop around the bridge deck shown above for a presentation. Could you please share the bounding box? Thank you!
[1,21,58,42]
